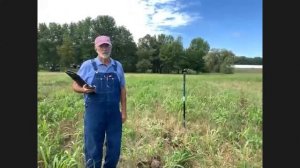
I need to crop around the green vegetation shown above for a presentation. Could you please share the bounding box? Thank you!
[38,72,262,168]
[38,15,261,74]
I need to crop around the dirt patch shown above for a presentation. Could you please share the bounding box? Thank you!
[58,119,77,149]
[136,156,162,168]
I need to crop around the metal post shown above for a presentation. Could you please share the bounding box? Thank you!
[182,69,187,128]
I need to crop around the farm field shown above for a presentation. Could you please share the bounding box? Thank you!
[38,72,262,168]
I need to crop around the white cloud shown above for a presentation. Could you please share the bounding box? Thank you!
[38,0,200,43]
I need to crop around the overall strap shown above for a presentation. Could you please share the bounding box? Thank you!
[90,59,98,72]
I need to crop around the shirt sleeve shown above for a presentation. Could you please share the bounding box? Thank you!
[77,61,92,83]
[77,62,86,78]
[118,62,125,88]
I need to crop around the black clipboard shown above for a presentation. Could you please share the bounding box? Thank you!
[65,70,95,89]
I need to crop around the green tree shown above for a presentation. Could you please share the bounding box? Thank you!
[38,23,51,69]
[159,36,184,73]
[38,22,64,69]
[48,22,64,45]
[234,56,249,64]
[204,48,235,74]
[75,18,95,62]
[234,56,262,65]
[172,37,185,73]
[185,37,210,72]
[203,50,220,72]
[136,34,157,72]
[252,57,263,65]
[158,34,174,73]
[57,35,75,68]
[113,26,138,72]
[92,15,117,38]
[136,59,152,72]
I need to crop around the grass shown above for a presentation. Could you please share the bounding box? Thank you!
[38,71,262,168]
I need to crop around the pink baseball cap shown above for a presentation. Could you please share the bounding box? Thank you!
[94,35,112,46]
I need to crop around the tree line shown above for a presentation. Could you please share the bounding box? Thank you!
[38,15,262,74]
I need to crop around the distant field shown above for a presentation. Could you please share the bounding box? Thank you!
[233,68,262,73]
[38,72,262,168]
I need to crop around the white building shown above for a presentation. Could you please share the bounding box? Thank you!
[232,65,263,69]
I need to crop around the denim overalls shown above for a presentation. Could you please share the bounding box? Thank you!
[84,59,122,168]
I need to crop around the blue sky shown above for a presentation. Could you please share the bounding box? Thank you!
[38,0,262,57]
